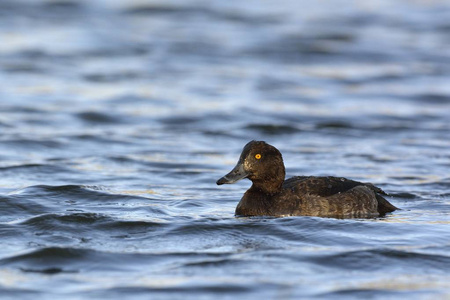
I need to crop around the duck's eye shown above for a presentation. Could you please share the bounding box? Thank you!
[255,154,262,160]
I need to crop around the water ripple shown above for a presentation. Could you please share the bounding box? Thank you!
[0,0,449,298]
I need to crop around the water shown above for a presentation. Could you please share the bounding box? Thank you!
[0,0,449,299]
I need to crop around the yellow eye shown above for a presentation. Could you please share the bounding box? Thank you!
[255,154,261,160]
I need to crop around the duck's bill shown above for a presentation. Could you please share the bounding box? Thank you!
[216,162,248,185]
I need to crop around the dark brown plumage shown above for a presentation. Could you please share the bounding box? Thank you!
[216,141,398,218]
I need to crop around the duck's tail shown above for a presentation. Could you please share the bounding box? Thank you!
[363,182,398,215]
[375,194,398,215]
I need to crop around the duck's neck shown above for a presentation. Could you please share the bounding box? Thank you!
[251,161,285,195]
[251,178,283,195]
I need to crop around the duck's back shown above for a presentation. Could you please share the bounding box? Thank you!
[282,176,397,218]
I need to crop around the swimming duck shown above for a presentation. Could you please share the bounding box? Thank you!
[216,141,397,218]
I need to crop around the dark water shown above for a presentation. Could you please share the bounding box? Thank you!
[1,0,450,299]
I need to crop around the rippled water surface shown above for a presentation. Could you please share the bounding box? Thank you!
[1,0,450,299]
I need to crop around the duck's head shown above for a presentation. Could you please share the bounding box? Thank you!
[216,141,286,194]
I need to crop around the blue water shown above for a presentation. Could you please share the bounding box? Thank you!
[0,0,449,299]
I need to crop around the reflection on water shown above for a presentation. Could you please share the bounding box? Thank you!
[0,0,449,299]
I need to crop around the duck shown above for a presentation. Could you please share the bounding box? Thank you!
[216,140,398,218]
